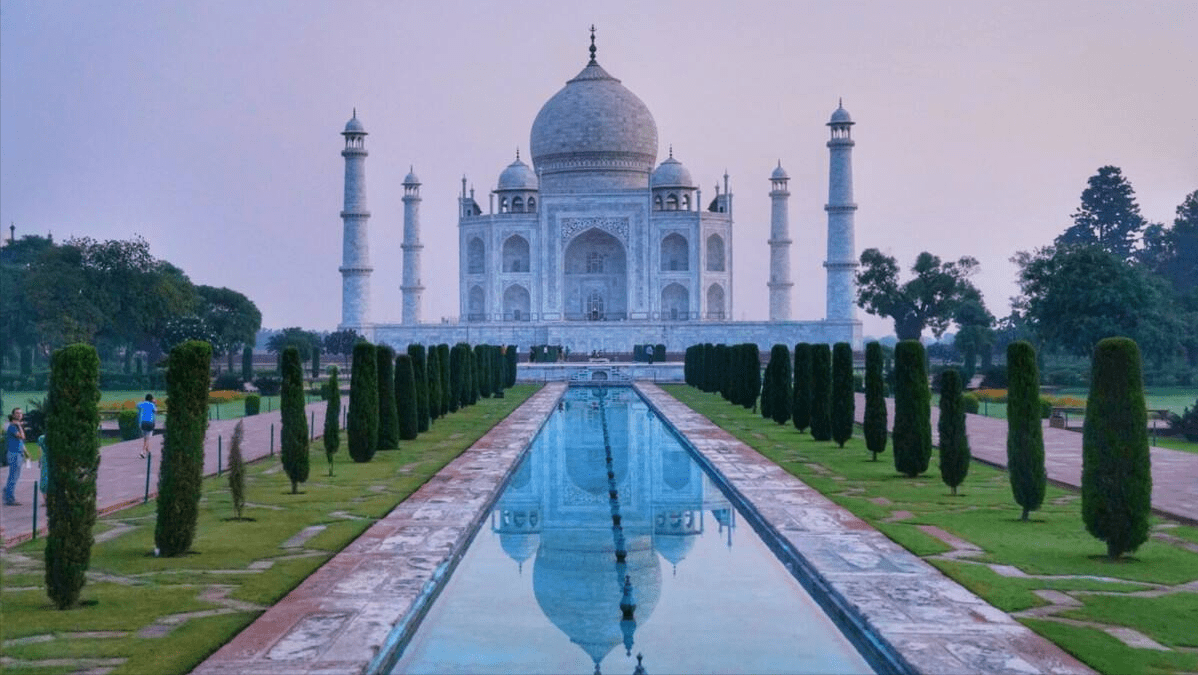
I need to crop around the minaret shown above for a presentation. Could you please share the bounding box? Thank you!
[768,161,793,321]
[824,100,858,322]
[339,110,372,328]
[401,167,424,324]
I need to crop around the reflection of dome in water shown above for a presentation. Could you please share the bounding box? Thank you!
[654,533,696,568]
[500,532,540,568]
[661,449,692,491]
[509,456,533,490]
[533,529,661,666]
[565,436,628,495]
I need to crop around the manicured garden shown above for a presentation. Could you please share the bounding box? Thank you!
[0,384,539,675]
[664,384,1198,675]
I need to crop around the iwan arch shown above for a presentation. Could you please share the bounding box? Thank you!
[339,33,862,353]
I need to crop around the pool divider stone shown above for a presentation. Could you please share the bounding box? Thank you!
[636,382,1094,675]
[192,382,567,675]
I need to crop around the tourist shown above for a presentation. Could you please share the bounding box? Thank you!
[137,394,157,459]
[5,408,27,505]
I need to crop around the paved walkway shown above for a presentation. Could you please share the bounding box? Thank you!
[1,402,328,547]
[854,394,1198,525]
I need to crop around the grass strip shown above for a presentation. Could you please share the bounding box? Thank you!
[662,385,1198,675]
[0,385,539,675]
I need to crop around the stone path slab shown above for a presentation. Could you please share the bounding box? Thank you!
[640,383,1093,675]
[855,394,1198,525]
[191,383,565,675]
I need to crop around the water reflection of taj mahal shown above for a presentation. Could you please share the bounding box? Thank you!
[490,388,736,670]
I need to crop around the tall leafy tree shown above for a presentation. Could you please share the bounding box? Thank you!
[1083,338,1152,559]
[155,340,211,556]
[241,345,254,382]
[196,285,261,367]
[856,249,981,340]
[323,328,361,367]
[267,327,320,363]
[1055,165,1146,260]
[831,342,855,447]
[395,354,419,441]
[937,369,970,495]
[323,366,341,475]
[280,347,309,494]
[792,343,812,432]
[347,342,378,463]
[376,345,399,449]
[44,343,101,609]
[810,344,833,441]
[1007,341,1046,521]
[953,292,995,384]
[863,342,888,461]
[892,340,931,477]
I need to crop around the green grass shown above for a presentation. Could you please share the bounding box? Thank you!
[0,385,540,674]
[1020,618,1198,675]
[662,384,1198,675]
[1058,592,1198,649]
[1,389,323,425]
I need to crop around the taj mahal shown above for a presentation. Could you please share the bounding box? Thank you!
[339,32,862,353]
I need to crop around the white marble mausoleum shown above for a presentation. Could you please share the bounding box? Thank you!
[339,33,862,353]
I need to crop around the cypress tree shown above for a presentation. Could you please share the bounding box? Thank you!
[863,341,888,461]
[810,344,833,441]
[347,342,378,463]
[1083,338,1152,559]
[938,369,970,495]
[475,345,491,398]
[44,343,101,609]
[769,344,792,425]
[408,344,430,432]
[376,345,399,449]
[714,344,730,400]
[1007,341,1046,520]
[241,345,253,382]
[831,342,855,447]
[743,345,761,411]
[792,343,812,432]
[491,345,505,398]
[155,340,211,556]
[438,345,450,414]
[760,349,775,420]
[892,340,931,477]
[323,366,341,476]
[395,354,418,441]
[311,347,320,379]
[448,344,463,413]
[280,347,309,494]
[228,420,246,518]
[426,347,442,422]
[505,344,518,388]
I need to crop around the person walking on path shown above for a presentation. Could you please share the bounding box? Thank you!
[137,394,157,459]
[5,408,28,505]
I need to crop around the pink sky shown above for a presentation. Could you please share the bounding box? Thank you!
[2,0,1195,339]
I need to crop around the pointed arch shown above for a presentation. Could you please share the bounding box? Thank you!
[502,234,530,273]
[468,284,486,322]
[503,284,531,321]
[467,237,485,274]
[706,283,725,320]
[660,233,689,272]
[706,234,725,272]
[661,283,689,321]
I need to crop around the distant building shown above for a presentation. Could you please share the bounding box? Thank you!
[340,31,861,353]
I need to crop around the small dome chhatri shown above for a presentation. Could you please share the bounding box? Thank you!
[828,98,853,126]
[343,108,366,134]
[497,151,538,191]
[403,165,420,185]
[651,150,695,189]
[771,161,789,180]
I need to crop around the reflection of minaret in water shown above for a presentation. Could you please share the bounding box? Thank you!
[713,506,737,549]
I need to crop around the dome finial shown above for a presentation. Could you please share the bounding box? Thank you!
[353,107,357,118]
[668,144,673,159]
[838,97,843,108]
[588,25,597,65]
[515,147,520,161]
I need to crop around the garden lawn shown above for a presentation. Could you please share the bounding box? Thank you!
[0,385,539,675]
[663,385,1198,675]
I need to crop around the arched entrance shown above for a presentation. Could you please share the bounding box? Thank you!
[564,228,627,321]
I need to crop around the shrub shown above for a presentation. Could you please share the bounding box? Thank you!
[408,345,430,433]
[155,340,212,557]
[323,366,340,476]
[1039,395,1053,419]
[376,345,399,450]
[475,345,491,399]
[832,342,854,447]
[228,420,246,519]
[863,342,888,461]
[117,409,141,441]
[211,371,242,391]
[767,345,791,425]
[1007,341,1046,521]
[893,340,931,477]
[961,393,980,414]
[1083,338,1151,559]
[505,344,518,388]
[311,348,321,380]
[396,354,418,441]
[436,344,451,416]
[979,364,1008,389]
[241,345,253,382]
[448,344,463,413]
[252,375,281,396]
[810,344,832,441]
[280,347,309,494]
[244,394,261,416]
[742,344,761,411]
[347,342,378,463]
[426,347,442,422]
[1168,399,1198,441]
[654,344,666,362]
[938,369,970,495]
[792,343,812,433]
[44,343,101,609]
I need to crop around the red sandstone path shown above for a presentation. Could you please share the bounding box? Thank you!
[0,402,327,547]
[854,393,1198,525]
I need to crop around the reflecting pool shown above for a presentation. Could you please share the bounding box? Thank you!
[390,387,874,674]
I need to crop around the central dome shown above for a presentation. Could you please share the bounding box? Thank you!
[530,58,658,191]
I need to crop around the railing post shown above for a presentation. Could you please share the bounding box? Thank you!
[144,452,152,503]
[310,411,315,440]
[31,481,38,540]
[218,435,223,476]
[270,423,275,457]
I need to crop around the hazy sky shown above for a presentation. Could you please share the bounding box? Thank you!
[2,0,1195,339]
